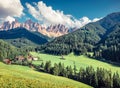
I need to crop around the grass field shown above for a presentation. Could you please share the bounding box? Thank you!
[0,62,91,88]
[31,52,120,74]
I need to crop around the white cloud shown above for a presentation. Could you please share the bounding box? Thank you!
[5,16,15,23]
[26,1,101,28]
[92,18,102,22]
[0,0,24,18]
[79,17,91,26]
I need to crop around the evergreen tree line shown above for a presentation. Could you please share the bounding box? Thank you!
[94,45,120,63]
[38,43,92,56]
[35,61,120,88]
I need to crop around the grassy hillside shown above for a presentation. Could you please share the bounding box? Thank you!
[0,62,91,88]
[31,52,120,74]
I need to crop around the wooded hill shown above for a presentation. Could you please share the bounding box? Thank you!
[41,12,120,63]
[94,23,120,63]
[0,28,48,48]
[0,40,27,61]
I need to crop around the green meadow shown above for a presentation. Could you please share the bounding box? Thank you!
[31,52,120,74]
[0,62,91,88]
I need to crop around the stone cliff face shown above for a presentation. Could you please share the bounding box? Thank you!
[0,21,20,31]
[0,19,76,37]
[46,24,69,37]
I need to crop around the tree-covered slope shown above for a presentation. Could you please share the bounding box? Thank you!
[41,12,120,55]
[0,28,48,48]
[103,24,120,46]
[0,40,24,61]
[99,12,120,30]
[94,23,120,63]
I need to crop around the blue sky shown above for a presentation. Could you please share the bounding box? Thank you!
[0,0,120,28]
[21,0,120,19]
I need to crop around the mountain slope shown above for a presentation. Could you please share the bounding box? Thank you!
[103,23,120,46]
[94,23,120,63]
[41,12,120,55]
[99,12,120,30]
[0,28,48,48]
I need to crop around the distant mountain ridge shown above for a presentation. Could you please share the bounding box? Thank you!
[0,28,48,48]
[0,19,77,37]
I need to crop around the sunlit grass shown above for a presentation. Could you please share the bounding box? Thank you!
[31,52,120,74]
[0,62,91,88]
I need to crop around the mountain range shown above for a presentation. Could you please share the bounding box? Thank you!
[0,19,77,37]
[0,12,120,63]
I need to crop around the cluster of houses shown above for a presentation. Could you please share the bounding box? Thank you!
[3,55,38,64]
